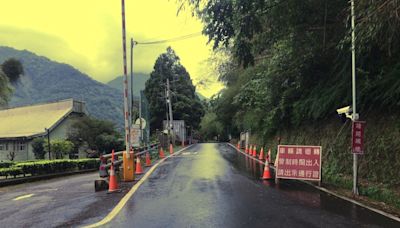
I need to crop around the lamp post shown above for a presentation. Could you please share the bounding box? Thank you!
[350,0,359,195]
[45,128,51,160]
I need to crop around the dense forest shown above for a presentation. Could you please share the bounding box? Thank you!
[186,0,400,208]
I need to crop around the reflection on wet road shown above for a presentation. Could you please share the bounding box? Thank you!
[108,143,399,228]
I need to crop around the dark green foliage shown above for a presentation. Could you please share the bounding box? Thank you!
[32,138,45,159]
[0,57,23,106]
[0,161,14,168]
[1,58,23,83]
[0,47,124,128]
[144,47,205,131]
[68,116,124,155]
[44,139,74,159]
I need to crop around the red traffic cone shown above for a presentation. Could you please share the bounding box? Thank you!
[108,150,119,193]
[159,147,165,158]
[135,156,143,174]
[249,145,253,155]
[245,145,249,153]
[169,144,174,155]
[145,152,151,167]
[262,159,272,180]
[253,145,257,157]
[258,147,264,160]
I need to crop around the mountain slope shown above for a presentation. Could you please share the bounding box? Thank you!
[0,46,124,128]
[107,73,149,96]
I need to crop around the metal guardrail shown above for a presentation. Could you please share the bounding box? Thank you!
[101,143,159,159]
[99,143,159,178]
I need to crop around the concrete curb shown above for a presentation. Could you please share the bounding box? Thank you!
[0,169,97,187]
[227,143,400,223]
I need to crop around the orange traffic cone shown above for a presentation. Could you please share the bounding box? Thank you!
[169,144,174,155]
[262,159,272,180]
[135,156,143,174]
[108,150,119,193]
[258,147,264,160]
[245,145,249,153]
[253,145,257,157]
[249,145,253,155]
[237,142,240,149]
[159,147,165,158]
[145,152,151,167]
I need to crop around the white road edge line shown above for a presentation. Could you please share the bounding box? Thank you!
[82,144,195,228]
[227,143,400,223]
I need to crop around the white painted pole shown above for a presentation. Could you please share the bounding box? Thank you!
[121,0,131,155]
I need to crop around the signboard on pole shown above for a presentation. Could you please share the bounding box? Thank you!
[352,121,366,154]
[276,145,322,181]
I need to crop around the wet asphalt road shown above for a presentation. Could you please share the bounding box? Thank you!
[106,143,399,228]
[0,171,134,227]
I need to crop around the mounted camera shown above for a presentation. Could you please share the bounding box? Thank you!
[336,106,353,122]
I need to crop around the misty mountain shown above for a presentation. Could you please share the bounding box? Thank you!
[0,46,124,128]
[107,73,149,96]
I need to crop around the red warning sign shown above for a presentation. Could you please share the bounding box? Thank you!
[276,145,322,181]
[352,121,366,154]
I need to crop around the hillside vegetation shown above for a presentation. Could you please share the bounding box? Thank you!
[0,46,124,128]
[190,0,400,207]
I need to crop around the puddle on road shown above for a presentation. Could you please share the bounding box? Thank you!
[219,144,400,228]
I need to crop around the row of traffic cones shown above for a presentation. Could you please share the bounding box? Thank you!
[238,144,273,180]
[109,144,176,193]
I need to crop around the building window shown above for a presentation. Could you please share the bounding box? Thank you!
[0,144,3,150]
[19,143,25,151]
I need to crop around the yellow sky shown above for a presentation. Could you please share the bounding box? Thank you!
[0,0,223,97]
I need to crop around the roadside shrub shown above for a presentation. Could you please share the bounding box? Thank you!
[0,161,14,168]
[0,167,23,178]
[0,159,99,178]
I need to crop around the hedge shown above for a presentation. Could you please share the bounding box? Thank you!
[0,161,14,168]
[0,159,99,179]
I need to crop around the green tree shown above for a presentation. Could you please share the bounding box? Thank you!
[0,58,24,106]
[144,47,205,132]
[199,112,223,141]
[44,139,74,159]
[68,116,124,155]
[32,138,46,159]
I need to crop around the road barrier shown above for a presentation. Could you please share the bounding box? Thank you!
[95,143,159,191]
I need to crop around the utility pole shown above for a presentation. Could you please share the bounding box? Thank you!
[166,78,175,145]
[139,91,143,144]
[130,38,135,126]
[351,0,359,195]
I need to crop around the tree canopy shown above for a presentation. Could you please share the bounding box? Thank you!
[182,0,400,139]
[0,58,23,106]
[144,47,205,131]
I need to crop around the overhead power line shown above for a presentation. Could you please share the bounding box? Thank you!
[136,32,203,45]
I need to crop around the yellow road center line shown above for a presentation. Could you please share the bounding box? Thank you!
[13,194,34,201]
[83,145,194,228]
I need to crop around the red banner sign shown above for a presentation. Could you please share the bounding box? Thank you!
[352,121,366,154]
[276,145,322,181]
